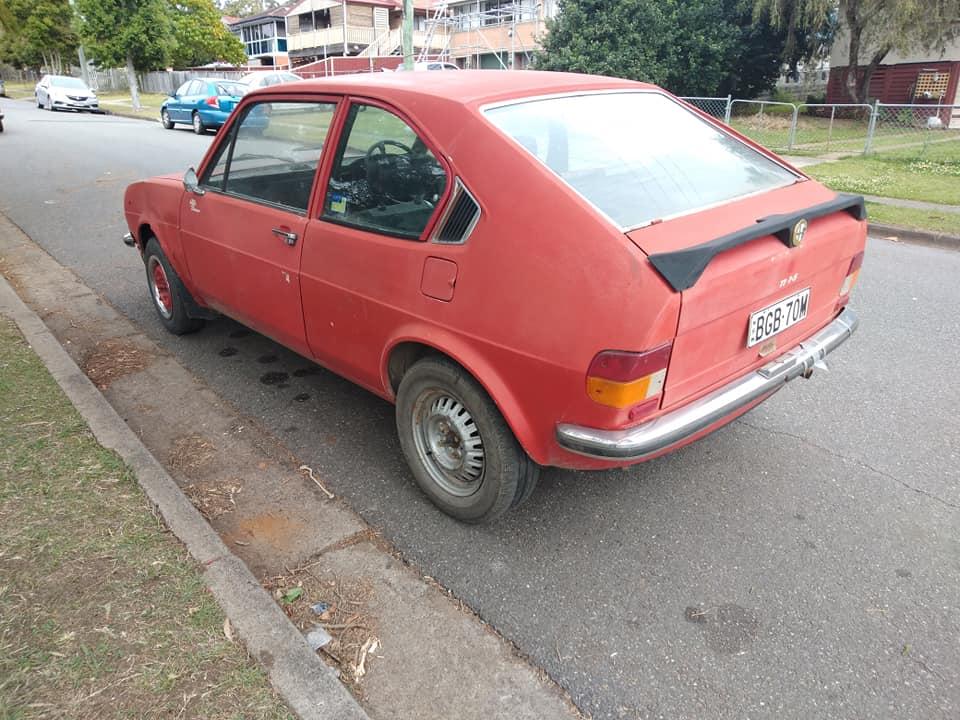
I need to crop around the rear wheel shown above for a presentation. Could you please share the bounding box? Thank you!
[192,111,205,135]
[143,238,204,335]
[396,356,539,523]
[161,108,173,129]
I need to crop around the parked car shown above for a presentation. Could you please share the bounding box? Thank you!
[35,75,100,112]
[122,71,866,522]
[239,71,303,91]
[395,61,459,71]
[160,78,248,134]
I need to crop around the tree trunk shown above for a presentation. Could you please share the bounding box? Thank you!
[859,45,891,104]
[125,52,141,111]
[843,1,863,103]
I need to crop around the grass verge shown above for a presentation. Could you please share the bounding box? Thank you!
[1,81,166,121]
[805,143,960,206]
[0,316,294,720]
[866,202,960,237]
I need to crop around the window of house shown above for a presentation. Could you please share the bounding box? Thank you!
[322,104,448,239]
[201,101,338,214]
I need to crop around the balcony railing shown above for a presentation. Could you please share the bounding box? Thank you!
[287,26,379,51]
[289,25,449,53]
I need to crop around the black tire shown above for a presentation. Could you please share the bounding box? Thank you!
[161,108,173,129]
[36,95,42,109]
[0,118,4,133]
[191,111,205,135]
[143,238,204,335]
[396,356,540,523]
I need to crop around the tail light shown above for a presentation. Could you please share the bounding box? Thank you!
[839,251,864,298]
[586,343,672,419]
[205,95,219,108]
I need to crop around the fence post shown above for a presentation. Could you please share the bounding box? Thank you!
[787,104,799,150]
[724,95,732,124]
[864,100,879,155]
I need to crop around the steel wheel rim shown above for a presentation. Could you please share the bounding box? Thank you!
[147,257,173,319]
[193,114,201,132]
[162,109,169,125]
[411,389,485,497]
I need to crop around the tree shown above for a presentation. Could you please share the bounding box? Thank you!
[752,0,960,103]
[76,0,175,110]
[534,0,793,98]
[218,0,277,19]
[0,0,77,72]
[0,1,16,34]
[170,0,246,67]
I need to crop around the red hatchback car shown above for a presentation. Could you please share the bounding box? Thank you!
[123,71,865,522]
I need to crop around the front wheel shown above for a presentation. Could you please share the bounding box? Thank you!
[192,112,205,135]
[396,356,540,523]
[143,238,204,335]
[161,108,173,129]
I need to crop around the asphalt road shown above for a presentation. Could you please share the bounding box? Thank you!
[2,100,958,719]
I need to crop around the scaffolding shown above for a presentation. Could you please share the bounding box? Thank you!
[420,1,542,69]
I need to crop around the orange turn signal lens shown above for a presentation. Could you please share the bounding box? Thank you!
[587,369,666,408]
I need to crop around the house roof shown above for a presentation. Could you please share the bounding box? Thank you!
[229,1,298,26]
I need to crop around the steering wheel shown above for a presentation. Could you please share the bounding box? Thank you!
[365,140,413,201]
[366,139,412,159]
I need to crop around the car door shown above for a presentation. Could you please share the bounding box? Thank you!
[179,97,339,355]
[169,80,192,121]
[299,100,451,391]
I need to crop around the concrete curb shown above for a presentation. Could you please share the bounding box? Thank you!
[868,222,960,250]
[0,274,368,720]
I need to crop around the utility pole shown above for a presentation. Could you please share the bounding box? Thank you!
[402,0,413,70]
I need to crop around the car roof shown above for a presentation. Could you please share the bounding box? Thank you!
[253,70,653,107]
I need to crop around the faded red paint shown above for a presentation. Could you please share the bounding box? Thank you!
[124,71,867,471]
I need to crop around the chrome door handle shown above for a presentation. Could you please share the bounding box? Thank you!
[272,228,298,246]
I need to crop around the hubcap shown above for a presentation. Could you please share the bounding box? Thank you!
[412,390,485,497]
[193,114,200,131]
[148,257,173,319]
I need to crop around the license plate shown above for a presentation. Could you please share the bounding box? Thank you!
[747,288,810,347]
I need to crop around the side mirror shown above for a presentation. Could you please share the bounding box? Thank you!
[183,167,204,195]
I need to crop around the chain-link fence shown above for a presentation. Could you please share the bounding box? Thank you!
[680,95,960,160]
[680,95,732,123]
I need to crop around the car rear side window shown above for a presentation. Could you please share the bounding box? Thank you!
[321,104,447,239]
[484,92,799,230]
[201,100,337,213]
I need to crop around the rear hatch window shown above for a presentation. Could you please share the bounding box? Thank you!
[484,91,799,230]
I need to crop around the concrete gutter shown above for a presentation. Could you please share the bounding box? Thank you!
[868,222,960,251]
[0,273,369,720]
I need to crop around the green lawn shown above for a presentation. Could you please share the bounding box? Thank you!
[0,316,294,720]
[866,202,960,237]
[806,142,960,206]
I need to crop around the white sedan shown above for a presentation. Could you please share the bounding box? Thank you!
[35,75,100,112]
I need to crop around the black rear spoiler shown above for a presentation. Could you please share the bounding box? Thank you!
[647,193,866,292]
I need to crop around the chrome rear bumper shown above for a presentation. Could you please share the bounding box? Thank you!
[556,307,859,460]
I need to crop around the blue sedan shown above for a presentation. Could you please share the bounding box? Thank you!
[160,78,247,135]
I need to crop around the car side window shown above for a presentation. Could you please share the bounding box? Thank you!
[322,104,447,239]
[200,100,337,214]
[175,81,191,96]
[186,80,202,95]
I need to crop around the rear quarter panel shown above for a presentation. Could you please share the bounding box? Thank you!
[338,98,683,466]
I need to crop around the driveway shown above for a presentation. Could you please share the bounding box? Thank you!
[1,100,957,719]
